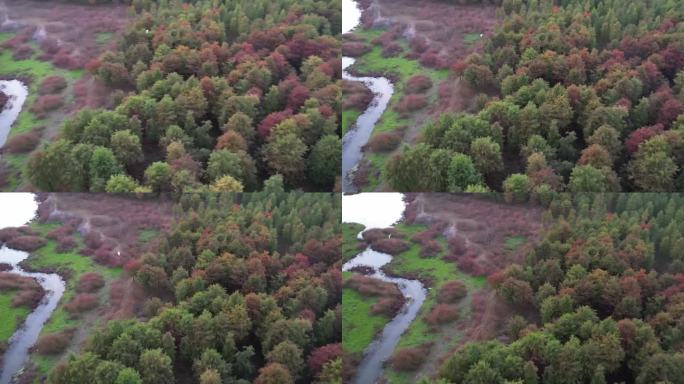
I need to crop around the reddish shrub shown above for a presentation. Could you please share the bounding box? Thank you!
[65,293,99,314]
[420,240,442,257]
[308,344,342,376]
[345,275,404,317]
[12,45,34,60]
[437,281,467,303]
[409,36,429,54]
[396,94,427,113]
[342,42,371,57]
[405,75,433,94]
[342,80,373,110]
[382,42,403,57]
[34,329,74,355]
[390,346,429,371]
[56,236,77,253]
[6,236,47,251]
[84,232,103,249]
[39,76,68,95]
[425,303,460,325]
[2,129,43,154]
[30,95,64,117]
[40,37,60,55]
[76,272,105,293]
[370,238,410,255]
[447,234,467,255]
[46,223,76,240]
[419,51,444,68]
[364,131,402,152]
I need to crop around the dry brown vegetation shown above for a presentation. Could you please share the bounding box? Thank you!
[1,128,45,154]
[64,293,99,314]
[343,80,374,111]
[34,329,76,355]
[0,272,45,309]
[345,274,405,317]
[390,344,431,371]
[407,194,543,277]
[437,281,467,304]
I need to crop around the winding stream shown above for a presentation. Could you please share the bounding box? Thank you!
[343,193,427,384]
[0,80,29,148]
[342,0,394,193]
[0,194,65,384]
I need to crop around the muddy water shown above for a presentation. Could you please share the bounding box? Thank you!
[343,193,427,384]
[0,80,29,148]
[0,194,65,384]
[342,0,395,193]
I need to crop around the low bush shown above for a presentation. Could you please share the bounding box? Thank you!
[405,75,433,94]
[342,42,371,57]
[390,345,429,371]
[370,238,410,255]
[39,76,68,95]
[425,303,460,325]
[6,236,47,251]
[12,45,33,60]
[364,131,402,152]
[382,42,403,57]
[2,129,44,154]
[34,329,75,355]
[420,240,442,257]
[65,293,99,314]
[396,94,427,113]
[30,95,64,116]
[76,272,105,293]
[56,236,77,253]
[447,234,467,255]
[419,51,444,68]
[437,281,467,303]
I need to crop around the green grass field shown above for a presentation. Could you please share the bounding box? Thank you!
[95,32,114,45]
[0,291,31,342]
[342,109,362,137]
[343,223,365,261]
[343,284,393,355]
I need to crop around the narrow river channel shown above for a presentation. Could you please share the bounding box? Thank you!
[0,80,29,149]
[342,0,394,193]
[343,193,427,384]
[0,194,65,384]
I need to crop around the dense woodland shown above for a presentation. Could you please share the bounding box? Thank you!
[387,0,684,193]
[27,0,341,192]
[48,186,342,384]
[427,194,684,384]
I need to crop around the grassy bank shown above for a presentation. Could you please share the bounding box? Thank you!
[344,27,449,191]
[0,33,83,190]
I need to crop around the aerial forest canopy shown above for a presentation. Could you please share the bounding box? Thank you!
[48,186,342,384]
[27,0,342,193]
[434,193,684,384]
[387,0,684,193]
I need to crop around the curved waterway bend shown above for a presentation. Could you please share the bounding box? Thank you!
[342,0,394,193]
[0,80,29,149]
[0,194,66,384]
[343,193,427,384]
